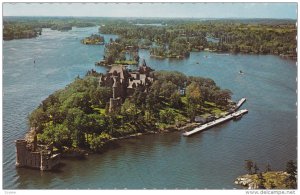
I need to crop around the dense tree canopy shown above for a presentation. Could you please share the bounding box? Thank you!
[100,20,296,58]
[29,70,232,152]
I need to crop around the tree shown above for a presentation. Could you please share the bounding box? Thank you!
[154,71,186,88]
[132,89,146,107]
[90,87,112,108]
[257,172,266,189]
[186,81,202,105]
[160,81,177,99]
[253,163,259,174]
[159,108,176,124]
[146,90,160,114]
[65,108,87,147]
[39,123,71,149]
[170,92,182,108]
[186,82,202,120]
[214,89,232,107]
[89,132,111,152]
[285,160,297,189]
[121,99,138,122]
[28,107,49,132]
[245,160,254,175]
[265,163,272,172]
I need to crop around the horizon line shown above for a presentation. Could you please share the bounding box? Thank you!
[3,15,297,20]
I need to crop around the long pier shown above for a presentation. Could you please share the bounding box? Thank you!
[235,97,246,110]
[182,109,248,136]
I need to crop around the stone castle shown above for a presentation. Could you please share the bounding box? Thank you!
[15,128,60,171]
[99,62,154,112]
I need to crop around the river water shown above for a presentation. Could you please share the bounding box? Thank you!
[3,26,297,189]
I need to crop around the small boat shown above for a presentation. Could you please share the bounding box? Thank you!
[232,112,243,120]
[196,62,199,64]
[239,70,244,74]
[233,114,242,120]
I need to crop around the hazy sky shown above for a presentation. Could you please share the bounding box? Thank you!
[3,2,297,19]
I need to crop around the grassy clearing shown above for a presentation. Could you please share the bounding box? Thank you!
[114,60,138,65]
[93,107,106,115]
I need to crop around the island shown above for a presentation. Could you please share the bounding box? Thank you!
[3,17,97,40]
[96,39,140,66]
[3,23,42,40]
[235,160,297,189]
[81,34,105,45]
[4,17,297,60]
[50,24,72,32]
[15,61,235,170]
[99,19,297,59]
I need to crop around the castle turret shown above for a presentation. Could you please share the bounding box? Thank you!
[15,140,27,167]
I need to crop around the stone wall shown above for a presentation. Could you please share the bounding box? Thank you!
[15,139,41,169]
[15,139,61,171]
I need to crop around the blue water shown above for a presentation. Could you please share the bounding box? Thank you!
[3,26,297,189]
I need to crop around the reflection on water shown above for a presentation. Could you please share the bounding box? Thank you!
[3,26,297,189]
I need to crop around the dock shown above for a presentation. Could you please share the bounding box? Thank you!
[235,97,246,110]
[182,109,248,136]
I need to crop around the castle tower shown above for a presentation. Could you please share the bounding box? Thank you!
[112,76,117,99]
[99,75,104,87]
[15,140,27,167]
[109,76,121,113]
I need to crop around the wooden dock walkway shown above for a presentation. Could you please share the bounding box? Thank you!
[235,97,246,110]
[182,109,248,136]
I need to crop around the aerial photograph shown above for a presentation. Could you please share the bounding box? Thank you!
[2,2,297,192]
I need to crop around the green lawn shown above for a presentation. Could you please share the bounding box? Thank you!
[114,60,138,65]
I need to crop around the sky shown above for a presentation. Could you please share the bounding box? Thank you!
[3,2,297,19]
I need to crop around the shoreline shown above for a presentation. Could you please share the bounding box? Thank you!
[234,171,290,189]
[61,121,201,158]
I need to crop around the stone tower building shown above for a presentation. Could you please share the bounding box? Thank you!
[99,63,154,112]
[15,128,61,171]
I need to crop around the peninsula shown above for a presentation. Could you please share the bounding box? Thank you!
[16,61,235,170]
[3,17,96,40]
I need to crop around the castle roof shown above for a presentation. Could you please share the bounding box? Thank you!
[128,80,142,89]
[108,65,128,79]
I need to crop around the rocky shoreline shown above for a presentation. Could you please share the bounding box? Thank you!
[234,171,290,189]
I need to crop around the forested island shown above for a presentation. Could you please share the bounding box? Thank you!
[96,39,140,66]
[99,20,297,59]
[4,17,296,59]
[3,23,42,40]
[81,34,105,45]
[28,64,233,154]
[9,17,296,180]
